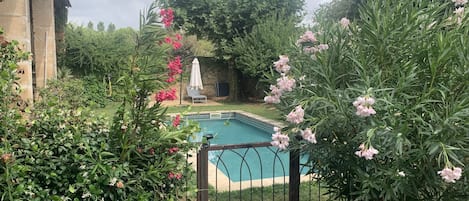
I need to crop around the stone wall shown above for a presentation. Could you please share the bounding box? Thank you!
[32,0,57,89]
[184,57,229,98]
[0,0,57,101]
[0,0,34,101]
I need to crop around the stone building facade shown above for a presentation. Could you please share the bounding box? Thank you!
[0,0,70,102]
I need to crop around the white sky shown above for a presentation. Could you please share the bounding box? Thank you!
[68,0,331,29]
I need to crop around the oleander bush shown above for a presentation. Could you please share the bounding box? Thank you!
[1,1,197,200]
[264,0,469,200]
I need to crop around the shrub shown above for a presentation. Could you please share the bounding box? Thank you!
[264,1,469,200]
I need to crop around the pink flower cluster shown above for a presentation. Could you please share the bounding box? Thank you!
[166,56,182,83]
[454,7,465,16]
[452,0,467,25]
[301,128,317,144]
[172,114,181,127]
[274,55,291,73]
[353,96,376,117]
[296,31,329,55]
[296,31,317,44]
[355,143,379,160]
[340,17,350,28]
[264,85,281,103]
[286,105,304,124]
[155,88,177,102]
[438,167,463,183]
[303,44,329,54]
[163,33,183,50]
[168,146,179,154]
[277,75,296,92]
[160,8,174,28]
[453,0,468,6]
[264,74,296,104]
[168,172,183,180]
[271,127,289,150]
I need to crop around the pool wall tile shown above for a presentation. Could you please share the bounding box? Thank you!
[183,110,284,133]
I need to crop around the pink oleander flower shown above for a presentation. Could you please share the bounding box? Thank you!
[166,76,175,83]
[264,85,284,104]
[168,146,179,154]
[273,127,281,132]
[155,88,177,102]
[438,167,463,183]
[274,55,291,73]
[318,44,329,51]
[297,31,317,44]
[276,75,296,92]
[303,46,319,54]
[355,143,379,160]
[160,8,174,28]
[175,33,183,41]
[264,95,281,104]
[167,56,182,76]
[164,36,172,44]
[454,7,465,16]
[340,17,350,28]
[453,0,468,6]
[353,96,376,117]
[176,173,183,180]
[286,105,304,124]
[172,114,181,127]
[168,172,176,179]
[172,41,182,50]
[271,130,289,150]
[301,128,317,144]
[269,85,282,97]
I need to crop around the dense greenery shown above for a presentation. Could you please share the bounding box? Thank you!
[0,1,198,200]
[168,0,304,56]
[264,0,469,200]
[229,15,301,78]
[168,0,305,100]
[314,0,364,22]
[59,24,136,77]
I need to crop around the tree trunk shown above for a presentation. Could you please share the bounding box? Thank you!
[227,59,239,102]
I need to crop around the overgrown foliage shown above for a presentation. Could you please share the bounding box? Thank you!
[169,0,304,57]
[0,1,198,200]
[59,24,136,77]
[264,0,469,200]
[229,15,301,78]
[169,0,305,100]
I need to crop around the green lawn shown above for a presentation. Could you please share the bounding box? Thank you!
[96,101,283,121]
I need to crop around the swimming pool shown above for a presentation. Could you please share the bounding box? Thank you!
[188,111,308,182]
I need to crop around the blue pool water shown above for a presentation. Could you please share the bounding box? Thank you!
[196,119,308,182]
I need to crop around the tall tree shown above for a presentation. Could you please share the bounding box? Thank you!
[97,21,105,32]
[168,0,305,100]
[169,0,304,58]
[107,23,116,32]
[87,21,94,30]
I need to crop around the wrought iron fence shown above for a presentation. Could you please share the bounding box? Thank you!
[196,135,324,201]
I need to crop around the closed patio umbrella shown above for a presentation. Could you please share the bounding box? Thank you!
[189,58,203,90]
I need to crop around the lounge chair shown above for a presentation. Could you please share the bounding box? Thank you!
[186,86,207,103]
